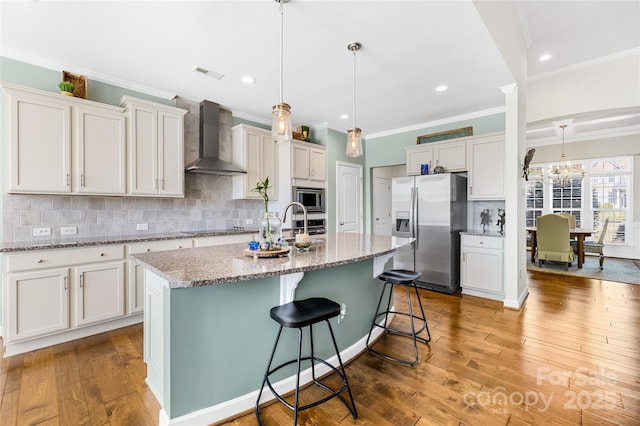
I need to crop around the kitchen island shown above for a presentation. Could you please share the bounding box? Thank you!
[131,232,411,426]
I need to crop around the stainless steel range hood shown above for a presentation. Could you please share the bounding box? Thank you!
[185,100,246,175]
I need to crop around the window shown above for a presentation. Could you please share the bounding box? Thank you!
[525,156,632,245]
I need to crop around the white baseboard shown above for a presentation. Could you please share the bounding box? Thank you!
[159,319,392,426]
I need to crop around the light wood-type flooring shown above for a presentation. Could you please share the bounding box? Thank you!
[1,270,639,425]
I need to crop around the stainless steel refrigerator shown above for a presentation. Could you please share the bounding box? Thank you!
[391,173,467,294]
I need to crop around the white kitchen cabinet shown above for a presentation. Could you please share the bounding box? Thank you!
[281,140,326,187]
[461,234,504,301]
[74,104,126,194]
[231,124,278,199]
[406,145,434,175]
[467,132,504,199]
[127,239,192,314]
[2,244,140,356]
[405,140,467,175]
[3,83,126,195]
[74,261,125,326]
[6,268,70,342]
[120,96,187,197]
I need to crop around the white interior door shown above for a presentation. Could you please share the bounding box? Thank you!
[373,176,392,235]
[336,161,362,233]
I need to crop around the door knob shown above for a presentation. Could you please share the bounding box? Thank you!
[340,222,345,225]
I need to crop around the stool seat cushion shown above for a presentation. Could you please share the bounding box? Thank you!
[378,269,421,284]
[270,297,341,328]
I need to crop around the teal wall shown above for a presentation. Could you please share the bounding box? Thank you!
[164,259,383,418]
[1,57,173,106]
[363,113,506,232]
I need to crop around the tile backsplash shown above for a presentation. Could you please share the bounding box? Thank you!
[1,97,264,242]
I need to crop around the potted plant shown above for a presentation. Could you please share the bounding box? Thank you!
[58,81,75,96]
[251,177,282,249]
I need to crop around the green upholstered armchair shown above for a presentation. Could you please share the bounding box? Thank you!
[584,218,609,270]
[536,214,577,270]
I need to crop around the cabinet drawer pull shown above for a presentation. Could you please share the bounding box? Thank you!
[37,259,44,264]
[147,248,151,252]
[100,253,105,257]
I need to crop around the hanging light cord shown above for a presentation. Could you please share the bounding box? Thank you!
[352,46,357,130]
[278,0,284,104]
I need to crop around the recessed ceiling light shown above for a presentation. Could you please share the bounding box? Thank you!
[340,114,350,119]
[435,85,448,92]
[539,54,552,62]
[241,76,256,84]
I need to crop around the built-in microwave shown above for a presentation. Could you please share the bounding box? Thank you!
[292,187,325,213]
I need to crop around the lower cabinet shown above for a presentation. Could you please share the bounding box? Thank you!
[461,234,504,301]
[6,268,70,342]
[74,261,125,327]
[2,244,139,356]
[127,239,192,314]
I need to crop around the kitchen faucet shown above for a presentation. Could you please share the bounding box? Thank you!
[281,202,308,236]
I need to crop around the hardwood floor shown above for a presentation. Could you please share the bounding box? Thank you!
[1,271,639,425]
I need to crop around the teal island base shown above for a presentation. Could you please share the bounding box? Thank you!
[144,257,391,425]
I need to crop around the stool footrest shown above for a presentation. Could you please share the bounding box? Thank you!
[264,356,353,414]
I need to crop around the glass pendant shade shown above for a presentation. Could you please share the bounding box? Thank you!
[346,127,362,157]
[271,103,292,142]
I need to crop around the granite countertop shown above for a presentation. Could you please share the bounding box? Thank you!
[0,229,258,253]
[460,231,505,238]
[131,233,412,289]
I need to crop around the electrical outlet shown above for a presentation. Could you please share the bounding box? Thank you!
[136,223,149,231]
[60,226,77,235]
[245,218,254,225]
[338,303,347,323]
[33,227,51,236]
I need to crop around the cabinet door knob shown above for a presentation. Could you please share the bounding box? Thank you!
[37,259,44,263]
[147,248,151,252]
[100,253,105,256]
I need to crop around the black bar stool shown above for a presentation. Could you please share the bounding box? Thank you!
[366,269,431,366]
[255,297,358,425]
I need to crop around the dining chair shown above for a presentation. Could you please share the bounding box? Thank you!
[536,214,577,270]
[557,212,576,229]
[584,218,609,270]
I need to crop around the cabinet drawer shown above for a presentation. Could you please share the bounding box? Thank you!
[6,245,125,272]
[128,239,192,254]
[461,235,504,250]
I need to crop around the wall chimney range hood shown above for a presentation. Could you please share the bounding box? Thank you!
[185,100,246,175]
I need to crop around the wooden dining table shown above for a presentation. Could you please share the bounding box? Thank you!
[527,227,593,268]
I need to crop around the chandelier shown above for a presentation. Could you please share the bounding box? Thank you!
[346,42,363,157]
[271,0,292,143]
[546,124,584,187]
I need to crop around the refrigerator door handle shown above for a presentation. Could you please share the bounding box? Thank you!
[411,186,418,246]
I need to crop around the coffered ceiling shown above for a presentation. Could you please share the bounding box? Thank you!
[1,1,638,141]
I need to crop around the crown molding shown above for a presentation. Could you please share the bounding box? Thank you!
[365,106,506,140]
[528,47,640,82]
[2,48,177,100]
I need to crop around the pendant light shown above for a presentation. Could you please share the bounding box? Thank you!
[272,0,292,143]
[346,42,363,157]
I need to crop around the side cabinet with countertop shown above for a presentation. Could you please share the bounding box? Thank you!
[231,124,278,199]
[120,96,188,197]
[460,234,504,301]
[3,83,126,195]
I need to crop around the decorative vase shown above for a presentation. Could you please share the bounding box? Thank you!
[259,211,282,248]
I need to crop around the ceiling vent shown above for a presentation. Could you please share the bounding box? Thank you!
[192,66,225,80]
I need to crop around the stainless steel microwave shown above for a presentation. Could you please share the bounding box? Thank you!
[292,187,325,213]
